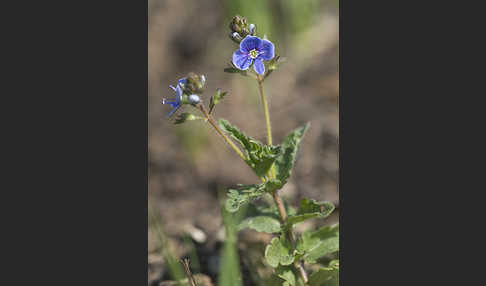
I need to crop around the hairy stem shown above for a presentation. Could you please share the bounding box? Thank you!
[198,104,265,183]
[256,75,277,180]
[256,75,309,285]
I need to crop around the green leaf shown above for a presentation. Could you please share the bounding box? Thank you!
[308,260,339,286]
[268,56,285,71]
[239,215,281,233]
[286,199,335,226]
[219,118,281,178]
[296,224,339,264]
[225,179,282,213]
[265,236,294,268]
[224,63,249,77]
[224,67,243,74]
[225,189,248,213]
[209,89,228,114]
[274,123,310,185]
[275,266,296,286]
[264,55,287,80]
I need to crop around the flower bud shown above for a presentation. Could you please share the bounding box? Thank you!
[249,24,256,35]
[188,94,200,105]
[184,72,206,94]
[229,15,247,34]
[229,15,256,40]
[229,32,243,43]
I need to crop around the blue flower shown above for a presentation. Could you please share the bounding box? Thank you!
[162,78,185,118]
[232,35,275,75]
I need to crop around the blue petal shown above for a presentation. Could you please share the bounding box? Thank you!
[259,39,275,61]
[232,49,252,70]
[175,85,183,101]
[253,58,265,75]
[166,105,180,118]
[240,35,262,52]
[178,78,186,87]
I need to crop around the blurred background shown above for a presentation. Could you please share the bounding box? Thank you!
[148,0,339,285]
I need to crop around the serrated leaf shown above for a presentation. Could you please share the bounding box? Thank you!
[225,179,282,213]
[308,260,339,286]
[265,236,295,268]
[225,189,248,213]
[219,118,281,178]
[209,89,228,114]
[286,199,335,226]
[274,123,310,185]
[276,266,296,286]
[239,215,281,233]
[296,224,339,264]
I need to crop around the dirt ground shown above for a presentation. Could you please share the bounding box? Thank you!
[148,1,339,284]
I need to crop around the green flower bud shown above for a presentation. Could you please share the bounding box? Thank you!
[229,15,248,34]
[184,72,206,94]
[229,15,255,40]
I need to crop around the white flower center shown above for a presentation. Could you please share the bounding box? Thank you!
[249,49,259,59]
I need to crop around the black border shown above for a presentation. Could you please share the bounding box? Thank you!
[2,1,148,284]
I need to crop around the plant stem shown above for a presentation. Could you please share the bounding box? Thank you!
[256,75,277,180]
[199,104,246,161]
[256,75,309,285]
[198,104,265,183]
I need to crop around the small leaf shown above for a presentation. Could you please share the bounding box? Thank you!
[224,67,242,73]
[308,260,339,286]
[286,199,335,226]
[225,189,247,213]
[264,55,287,80]
[239,215,281,233]
[265,236,294,268]
[173,113,203,124]
[209,89,228,114]
[296,224,339,264]
[225,179,282,212]
[275,266,296,286]
[268,55,286,71]
[224,63,248,76]
[219,118,281,178]
[274,123,310,185]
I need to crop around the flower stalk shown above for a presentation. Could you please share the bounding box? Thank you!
[198,103,265,183]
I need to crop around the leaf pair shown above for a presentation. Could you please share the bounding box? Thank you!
[236,198,335,233]
[219,119,281,178]
[264,224,339,269]
[220,119,312,213]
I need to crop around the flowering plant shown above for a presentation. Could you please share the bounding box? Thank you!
[161,15,338,286]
